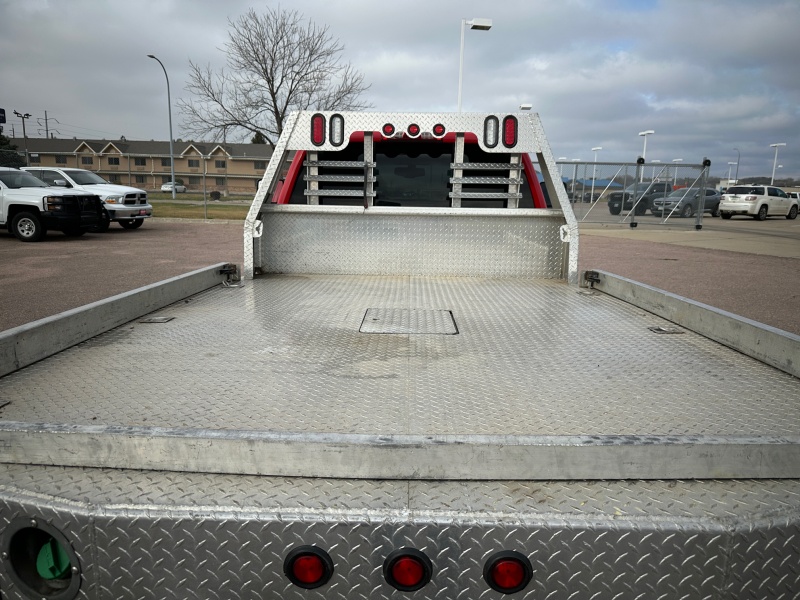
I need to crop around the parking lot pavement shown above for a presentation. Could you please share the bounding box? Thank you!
[1,217,798,336]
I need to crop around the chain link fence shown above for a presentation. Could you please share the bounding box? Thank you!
[555,160,712,228]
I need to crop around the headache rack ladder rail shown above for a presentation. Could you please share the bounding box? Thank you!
[450,133,523,207]
[305,132,377,206]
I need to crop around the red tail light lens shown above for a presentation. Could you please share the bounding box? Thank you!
[432,123,446,137]
[284,546,334,589]
[311,113,326,146]
[407,123,421,137]
[383,548,433,592]
[382,123,396,137]
[744,195,757,201]
[502,115,518,148]
[483,551,532,594]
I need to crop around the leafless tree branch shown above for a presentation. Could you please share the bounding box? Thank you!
[178,7,371,145]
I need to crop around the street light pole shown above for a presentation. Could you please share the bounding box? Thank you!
[457,17,492,112]
[638,130,654,181]
[769,143,786,185]
[733,147,740,184]
[672,158,683,186]
[147,54,176,200]
[13,110,31,166]
[727,162,737,184]
[590,146,602,203]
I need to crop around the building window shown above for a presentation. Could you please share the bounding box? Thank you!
[134,157,147,167]
[188,176,200,185]
[108,174,121,183]
[29,154,41,164]
[161,158,172,167]
[254,160,266,170]
[108,157,120,166]
[135,175,146,184]
[188,159,200,168]
[55,155,67,164]
[162,176,172,184]
[215,177,225,186]
[215,160,226,169]
[81,156,94,165]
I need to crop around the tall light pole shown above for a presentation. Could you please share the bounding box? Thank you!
[733,147,740,184]
[557,157,567,178]
[727,162,737,184]
[590,146,602,202]
[13,110,31,166]
[638,130,654,181]
[457,17,492,112]
[769,143,786,185]
[672,158,683,186]
[650,159,661,181]
[147,54,176,199]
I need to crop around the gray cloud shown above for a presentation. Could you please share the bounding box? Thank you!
[1,0,797,178]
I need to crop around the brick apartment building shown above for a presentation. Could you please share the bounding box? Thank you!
[8,137,273,195]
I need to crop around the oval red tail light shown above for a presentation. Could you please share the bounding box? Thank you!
[502,115,518,148]
[311,113,326,146]
[284,546,334,589]
[483,550,532,594]
[383,548,433,592]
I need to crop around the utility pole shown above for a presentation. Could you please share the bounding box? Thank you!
[13,110,31,166]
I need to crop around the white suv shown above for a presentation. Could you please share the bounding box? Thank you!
[22,167,152,231]
[719,185,798,221]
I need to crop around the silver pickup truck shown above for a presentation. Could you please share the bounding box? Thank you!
[1,111,798,600]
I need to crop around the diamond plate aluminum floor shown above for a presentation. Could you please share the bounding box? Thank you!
[0,275,797,436]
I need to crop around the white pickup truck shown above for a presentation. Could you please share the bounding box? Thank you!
[21,167,152,230]
[0,167,103,241]
[1,111,798,599]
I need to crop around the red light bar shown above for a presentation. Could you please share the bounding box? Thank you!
[284,546,334,589]
[432,123,446,137]
[483,551,532,594]
[311,113,326,146]
[502,115,518,148]
[383,548,432,592]
[382,123,396,137]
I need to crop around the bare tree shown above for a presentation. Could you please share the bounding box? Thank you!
[179,7,371,146]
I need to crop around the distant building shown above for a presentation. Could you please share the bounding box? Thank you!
[9,138,272,195]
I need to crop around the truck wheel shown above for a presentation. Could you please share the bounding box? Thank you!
[11,212,45,242]
[681,204,694,218]
[711,205,720,217]
[119,219,144,229]
[756,205,768,221]
[787,205,798,220]
[634,202,647,216]
[608,205,621,216]
[721,212,732,220]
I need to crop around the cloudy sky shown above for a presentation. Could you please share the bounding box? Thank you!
[1,0,798,179]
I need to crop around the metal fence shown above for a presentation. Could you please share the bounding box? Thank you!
[555,159,712,228]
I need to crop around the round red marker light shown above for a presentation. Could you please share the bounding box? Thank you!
[384,548,432,592]
[407,123,420,137]
[483,551,532,594]
[382,123,396,137]
[284,546,333,589]
[432,123,446,137]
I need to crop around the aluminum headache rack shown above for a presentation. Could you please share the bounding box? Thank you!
[0,111,799,599]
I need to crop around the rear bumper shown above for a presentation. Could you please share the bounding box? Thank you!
[2,465,799,600]
[720,202,757,215]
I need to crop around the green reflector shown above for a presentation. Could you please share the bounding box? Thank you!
[36,538,71,580]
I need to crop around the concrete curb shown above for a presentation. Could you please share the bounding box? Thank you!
[0,263,230,377]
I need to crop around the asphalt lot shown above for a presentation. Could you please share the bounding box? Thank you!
[0,215,798,335]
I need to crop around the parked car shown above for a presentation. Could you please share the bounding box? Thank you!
[719,185,798,221]
[787,191,800,201]
[607,182,672,215]
[0,167,103,241]
[22,167,151,231]
[161,182,187,193]
[651,188,721,218]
